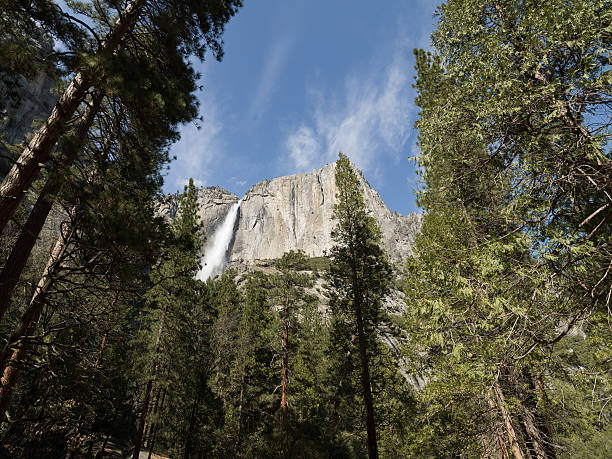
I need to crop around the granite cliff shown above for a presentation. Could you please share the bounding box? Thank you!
[184,162,421,270]
[0,73,56,147]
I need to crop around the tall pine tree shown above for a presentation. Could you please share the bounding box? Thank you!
[328,153,392,459]
[404,0,611,456]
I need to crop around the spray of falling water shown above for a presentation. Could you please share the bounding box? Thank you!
[196,200,241,281]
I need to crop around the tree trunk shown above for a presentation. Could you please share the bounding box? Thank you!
[142,386,156,448]
[133,379,154,459]
[280,311,289,457]
[487,398,510,459]
[132,306,165,459]
[349,252,378,459]
[184,387,200,459]
[146,428,158,459]
[519,403,549,459]
[355,302,378,459]
[96,330,109,367]
[0,0,148,235]
[144,387,160,448]
[0,347,25,415]
[518,369,556,459]
[234,372,246,454]
[0,91,103,320]
[96,432,111,458]
[493,381,525,459]
[146,389,165,459]
[0,221,72,414]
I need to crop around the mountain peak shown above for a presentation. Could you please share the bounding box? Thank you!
[193,162,421,269]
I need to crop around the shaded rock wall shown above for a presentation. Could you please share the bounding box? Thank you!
[0,73,56,146]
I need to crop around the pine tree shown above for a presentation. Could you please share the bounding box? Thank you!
[132,178,204,459]
[0,0,243,324]
[0,124,167,453]
[0,0,86,113]
[404,0,611,456]
[0,0,242,234]
[328,153,392,459]
[209,271,278,457]
[270,250,314,456]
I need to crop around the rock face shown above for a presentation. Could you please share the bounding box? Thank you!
[192,162,421,267]
[194,187,239,239]
[0,73,56,146]
[0,36,57,178]
[0,34,58,149]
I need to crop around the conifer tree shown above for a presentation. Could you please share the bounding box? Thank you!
[270,250,314,456]
[0,110,168,405]
[405,0,611,456]
[209,271,278,457]
[328,153,392,459]
[0,133,166,453]
[0,0,243,327]
[0,0,242,233]
[132,178,204,459]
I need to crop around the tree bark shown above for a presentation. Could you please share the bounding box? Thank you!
[0,0,148,235]
[96,331,109,367]
[487,398,510,459]
[0,91,103,321]
[518,369,556,459]
[146,388,165,459]
[349,248,378,459]
[280,302,289,457]
[142,386,156,448]
[493,381,525,459]
[133,379,154,459]
[519,403,549,459]
[144,387,160,448]
[132,306,165,459]
[355,301,378,459]
[184,387,200,459]
[0,219,72,414]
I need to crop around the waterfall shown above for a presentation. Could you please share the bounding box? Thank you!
[196,200,241,281]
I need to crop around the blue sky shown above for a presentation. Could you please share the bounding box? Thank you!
[164,0,439,215]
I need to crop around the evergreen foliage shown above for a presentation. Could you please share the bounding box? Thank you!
[328,153,393,458]
[0,1,609,457]
[404,0,611,457]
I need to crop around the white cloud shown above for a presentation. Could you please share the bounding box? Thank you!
[177,178,205,188]
[248,39,292,122]
[232,177,247,186]
[170,95,222,190]
[285,54,414,176]
[287,126,320,170]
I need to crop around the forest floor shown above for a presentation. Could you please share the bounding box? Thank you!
[90,436,169,459]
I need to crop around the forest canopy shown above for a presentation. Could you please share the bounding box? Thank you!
[0,0,609,458]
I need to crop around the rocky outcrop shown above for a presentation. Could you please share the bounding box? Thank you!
[194,187,239,240]
[0,35,57,177]
[0,33,57,150]
[157,186,239,255]
[190,162,421,266]
[0,72,56,146]
[231,162,420,265]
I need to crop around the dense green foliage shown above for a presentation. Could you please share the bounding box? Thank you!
[328,153,395,458]
[404,0,611,457]
[0,0,609,457]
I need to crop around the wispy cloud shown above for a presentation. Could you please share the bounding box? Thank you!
[168,94,223,191]
[177,178,206,188]
[248,39,292,122]
[285,53,414,177]
[232,177,247,186]
[286,125,321,170]
[283,0,438,182]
